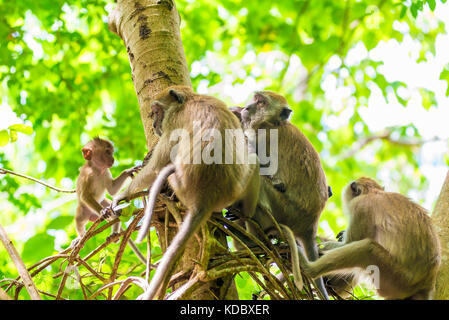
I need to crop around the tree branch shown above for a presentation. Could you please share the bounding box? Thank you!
[0,168,76,193]
[0,223,41,300]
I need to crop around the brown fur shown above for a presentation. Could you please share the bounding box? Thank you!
[114,85,260,300]
[75,138,139,241]
[299,177,441,300]
[238,91,330,299]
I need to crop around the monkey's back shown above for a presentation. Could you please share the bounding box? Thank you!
[348,192,441,287]
[276,123,328,214]
[168,95,258,212]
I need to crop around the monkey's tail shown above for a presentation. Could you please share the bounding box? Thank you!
[302,236,330,300]
[136,163,176,243]
[141,208,210,300]
[279,224,303,291]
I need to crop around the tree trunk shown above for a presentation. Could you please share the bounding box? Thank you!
[107,0,238,300]
[432,170,449,299]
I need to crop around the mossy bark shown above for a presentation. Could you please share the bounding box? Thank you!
[432,170,449,299]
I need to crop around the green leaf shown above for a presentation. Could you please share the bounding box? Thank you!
[119,206,134,222]
[0,130,9,146]
[22,233,55,263]
[8,124,33,135]
[47,215,73,229]
[427,0,436,11]
[410,4,418,18]
[9,130,17,142]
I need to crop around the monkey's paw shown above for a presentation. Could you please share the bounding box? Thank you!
[126,165,142,178]
[100,207,118,221]
[336,230,346,242]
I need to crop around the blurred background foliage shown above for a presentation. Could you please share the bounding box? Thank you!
[0,0,448,299]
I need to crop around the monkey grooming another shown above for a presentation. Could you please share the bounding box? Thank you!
[74,138,141,246]
[297,177,441,300]
[111,86,260,300]
[230,93,331,299]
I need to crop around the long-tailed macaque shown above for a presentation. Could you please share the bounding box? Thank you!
[230,92,330,299]
[75,137,140,242]
[297,177,441,300]
[110,86,260,300]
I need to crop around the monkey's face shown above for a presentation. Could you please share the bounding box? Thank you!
[95,145,115,169]
[242,92,292,128]
[150,102,165,136]
[150,86,190,136]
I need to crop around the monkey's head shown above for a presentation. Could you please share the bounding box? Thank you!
[241,91,292,129]
[150,85,194,136]
[82,137,115,169]
[343,177,384,203]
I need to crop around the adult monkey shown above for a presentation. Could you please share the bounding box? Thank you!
[297,177,441,300]
[231,91,330,299]
[108,85,260,300]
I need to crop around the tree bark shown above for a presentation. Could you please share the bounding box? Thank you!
[108,0,238,300]
[432,170,449,299]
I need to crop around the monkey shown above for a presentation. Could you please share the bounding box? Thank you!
[74,138,144,257]
[229,92,331,299]
[109,85,260,300]
[296,177,441,300]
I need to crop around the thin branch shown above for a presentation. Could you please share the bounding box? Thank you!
[108,210,145,299]
[339,129,444,160]
[0,288,11,300]
[0,168,76,193]
[0,223,41,300]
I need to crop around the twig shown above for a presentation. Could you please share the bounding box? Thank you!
[0,288,11,300]
[0,168,76,193]
[0,223,41,300]
[56,216,105,299]
[108,210,145,299]
[113,276,149,300]
[210,218,292,299]
[339,129,443,160]
[167,275,201,300]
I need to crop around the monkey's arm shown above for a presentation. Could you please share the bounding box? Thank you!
[298,238,395,279]
[114,137,172,203]
[107,166,141,195]
[80,192,103,216]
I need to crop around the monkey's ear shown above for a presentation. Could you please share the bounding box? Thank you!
[279,107,292,121]
[350,182,361,197]
[169,89,186,104]
[82,147,92,160]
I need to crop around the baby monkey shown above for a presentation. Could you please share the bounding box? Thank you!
[74,137,140,244]
[297,177,441,300]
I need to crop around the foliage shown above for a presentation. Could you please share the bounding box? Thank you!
[0,0,447,299]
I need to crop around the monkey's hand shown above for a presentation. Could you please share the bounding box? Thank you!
[100,206,120,221]
[336,230,346,242]
[124,165,142,178]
